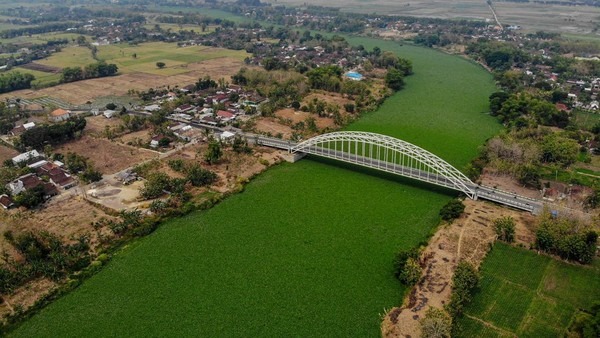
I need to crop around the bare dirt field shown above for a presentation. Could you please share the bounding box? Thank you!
[84,115,124,137]
[20,62,61,73]
[54,136,157,175]
[0,144,18,164]
[381,199,536,337]
[0,57,245,105]
[254,117,294,139]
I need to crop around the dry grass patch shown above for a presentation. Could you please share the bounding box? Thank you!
[0,144,18,164]
[55,136,157,175]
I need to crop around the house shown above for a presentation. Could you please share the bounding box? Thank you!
[10,121,35,136]
[555,103,569,112]
[200,115,219,126]
[116,169,137,185]
[36,162,77,189]
[144,104,161,112]
[47,168,76,189]
[220,131,236,141]
[590,101,599,111]
[49,108,71,122]
[6,173,58,196]
[12,150,41,166]
[174,104,195,114]
[91,108,100,116]
[150,135,166,148]
[216,110,235,122]
[0,195,13,209]
[103,109,117,118]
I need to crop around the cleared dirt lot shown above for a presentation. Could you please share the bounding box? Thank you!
[54,135,157,175]
[0,144,18,164]
[0,57,245,105]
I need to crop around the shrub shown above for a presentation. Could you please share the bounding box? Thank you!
[420,307,452,338]
[439,199,465,221]
[494,216,515,243]
[393,247,421,285]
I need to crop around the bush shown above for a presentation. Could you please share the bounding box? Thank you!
[439,199,465,221]
[420,307,452,338]
[393,247,421,285]
[494,216,515,243]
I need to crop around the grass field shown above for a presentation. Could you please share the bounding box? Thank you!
[95,42,248,76]
[9,28,500,336]
[458,243,600,337]
[36,45,96,69]
[1,67,60,87]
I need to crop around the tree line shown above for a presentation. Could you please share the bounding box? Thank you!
[18,116,86,150]
[61,62,118,83]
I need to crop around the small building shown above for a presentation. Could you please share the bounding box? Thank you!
[144,104,161,112]
[0,194,14,209]
[220,131,236,141]
[49,109,71,122]
[103,109,117,118]
[116,170,137,185]
[12,150,41,166]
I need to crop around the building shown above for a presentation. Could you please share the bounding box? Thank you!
[12,150,41,166]
[0,194,14,209]
[103,109,117,118]
[49,108,72,122]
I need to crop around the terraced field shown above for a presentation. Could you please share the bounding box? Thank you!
[458,243,600,337]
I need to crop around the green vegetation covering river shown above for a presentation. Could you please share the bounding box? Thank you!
[11,42,500,336]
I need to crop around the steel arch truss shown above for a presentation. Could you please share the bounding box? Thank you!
[291,131,475,198]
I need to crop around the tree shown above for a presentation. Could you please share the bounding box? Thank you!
[541,134,579,166]
[106,103,117,110]
[186,164,217,187]
[420,307,452,338]
[494,216,515,242]
[439,199,465,221]
[385,68,405,91]
[446,261,480,319]
[140,172,171,200]
[204,139,222,165]
[156,62,166,69]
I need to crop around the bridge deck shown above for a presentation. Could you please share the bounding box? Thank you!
[252,134,543,213]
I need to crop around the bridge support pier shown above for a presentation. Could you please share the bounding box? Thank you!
[281,152,307,163]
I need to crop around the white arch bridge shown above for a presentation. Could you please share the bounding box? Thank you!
[251,131,543,213]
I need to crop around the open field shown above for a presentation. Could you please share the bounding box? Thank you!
[0,54,247,105]
[458,243,600,337]
[54,135,157,175]
[36,46,96,69]
[9,34,501,335]
[0,33,91,46]
[0,143,17,163]
[266,0,600,35]
[96,42,248,76]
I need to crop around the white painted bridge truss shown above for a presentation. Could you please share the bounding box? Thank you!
[291,131,476,198]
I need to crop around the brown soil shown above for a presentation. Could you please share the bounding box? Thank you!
[254,117,294,139]
[84,115,124,137]
[381,199,536,338]
[0,144,19,164]
[20,62,62,73]
[55,135,157,174]
[0,58,244,105]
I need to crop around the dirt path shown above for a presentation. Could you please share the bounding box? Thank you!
[381,200,536,337]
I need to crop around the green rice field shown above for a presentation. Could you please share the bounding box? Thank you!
[10,26,500,337]
[458,243,600,337]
